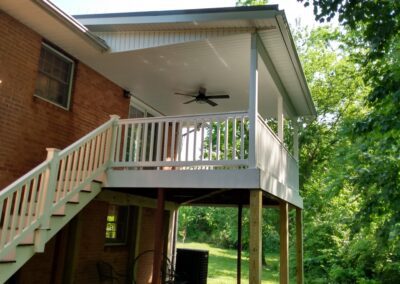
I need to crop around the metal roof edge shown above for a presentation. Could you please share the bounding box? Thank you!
[32,0,110,52]
[275,11,317,117]
[74,5,280,27]
[74,5,279,19]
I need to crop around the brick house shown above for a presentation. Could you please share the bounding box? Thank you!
[0,1,316,283]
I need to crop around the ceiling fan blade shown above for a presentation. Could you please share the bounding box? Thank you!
[174,92,196,97]
[183,99,197,104]
[206,95,230,99]
[205,99,218,107]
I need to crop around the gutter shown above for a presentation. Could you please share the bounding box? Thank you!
[32,0,110,53]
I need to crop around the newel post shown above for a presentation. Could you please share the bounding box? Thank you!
[248,32,259,168]
[108,114,120,165]
[34,148,60,252]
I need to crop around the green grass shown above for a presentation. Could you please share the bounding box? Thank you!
[177,242,279,284]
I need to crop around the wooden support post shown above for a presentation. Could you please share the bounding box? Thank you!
[296,208,304,284]
[237,204,243,284]
[249,190,262,284]
[280,202,289,284]
[152,188,165,284]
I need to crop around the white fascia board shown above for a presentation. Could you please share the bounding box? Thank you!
[76,8,280,28]
[32,0,109,52]
[275,12,317,117]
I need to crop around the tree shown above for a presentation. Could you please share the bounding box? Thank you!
[297,1,400,281]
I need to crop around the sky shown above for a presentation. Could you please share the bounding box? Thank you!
[52,0,320,28]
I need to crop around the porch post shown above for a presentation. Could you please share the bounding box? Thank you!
[277,96,284,141]
[277,96,285,184]
[152,188,165,284]
[249,190,262,284]
[237,204,243,284]
[280,202,289,284]
[248,32,258,168]
[296,208,304,284]
[293,121,299,161]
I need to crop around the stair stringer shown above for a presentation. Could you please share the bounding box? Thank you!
[0,181,102,283]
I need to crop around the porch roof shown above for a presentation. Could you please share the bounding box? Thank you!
[0,2,316,118]
[75,6,316,119]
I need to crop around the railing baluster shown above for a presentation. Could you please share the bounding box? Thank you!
[27,176,38,226]
[115,124,122,162]
[193,120,197,161]
[135,124,142,162]
[208,119,213,161]
[62,154,73,199]
[82,140,91,181]
[75,145,85,188]
[185,121,190,162]
[200,121,205,161]
[177,122,182,162]
[55,158,66,203]
[149,122,155,161]
[232,118,237,160]
[9,191,21,241]
[17,183,30,234]
[0,197,11,248]
[170,121,176,162]
[69,150,79,194]
[142,122,148,162]
[156,122,162,163]
[122,124,128,162]
[129,123,136,162]
[98,132,106,167]
[163,122,169,162]
[241,116,245,160]
[95,133,102,169]
[224,118,228,160]
[103,128,112,165]
[216,119,221,161]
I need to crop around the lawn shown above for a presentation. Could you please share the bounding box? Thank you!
[177,242,279,284]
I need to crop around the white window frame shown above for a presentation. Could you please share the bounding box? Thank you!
[34,42,75,110]
[129,96,163,118]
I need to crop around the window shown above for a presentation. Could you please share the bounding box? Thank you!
[35,43,75,109]
[105,205,129,245]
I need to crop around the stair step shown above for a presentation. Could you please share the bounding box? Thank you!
[0,248,16,262]
[0,181,102,283]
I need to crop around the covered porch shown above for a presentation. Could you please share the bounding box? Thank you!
[73,6,316,283]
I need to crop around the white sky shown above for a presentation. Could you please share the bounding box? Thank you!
[52,0,320,28]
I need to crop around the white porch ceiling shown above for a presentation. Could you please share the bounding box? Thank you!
[94,33,279,118]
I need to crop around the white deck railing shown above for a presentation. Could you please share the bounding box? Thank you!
[0,116,117,259]
[111,111,249,169]
[0,112,299,261]
[256,115,299,191]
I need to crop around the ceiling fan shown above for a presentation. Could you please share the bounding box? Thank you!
[174,87,230,107]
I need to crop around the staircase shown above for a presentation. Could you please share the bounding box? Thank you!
[0,115,119,283]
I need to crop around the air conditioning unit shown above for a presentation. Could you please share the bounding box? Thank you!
[175,248,209,284]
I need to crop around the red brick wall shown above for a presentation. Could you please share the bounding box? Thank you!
[74,201,130,283]
[0,10,129,190]
[0,10,131,284]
